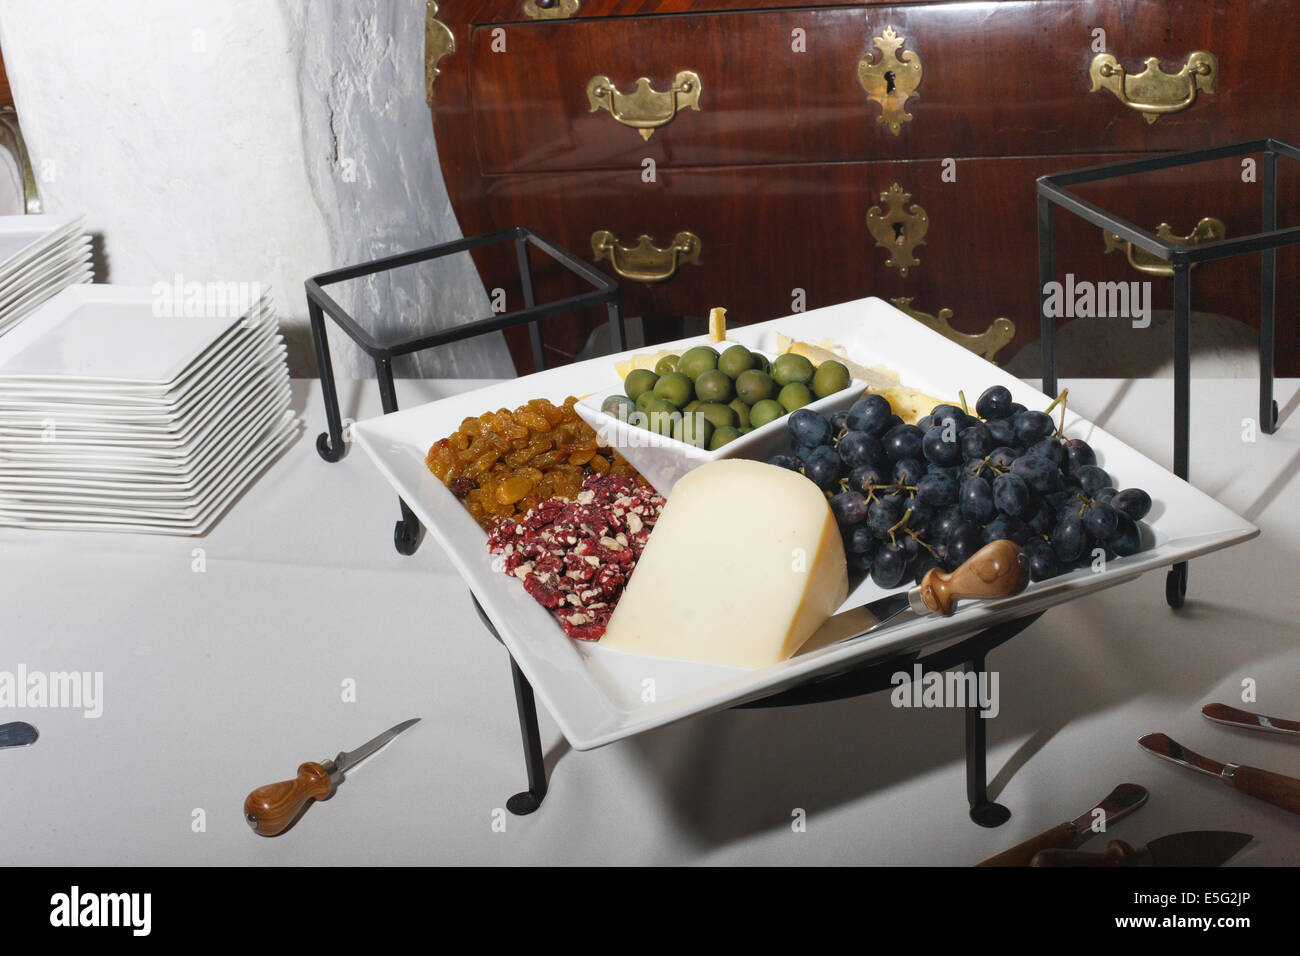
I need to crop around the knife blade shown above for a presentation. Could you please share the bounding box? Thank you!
[0,721,37,748]
[1139,732,1300,816]
[1030,830,1252,867]
[976,783,1148,866]
[821,539,1029,648]
[1202,702,1300,736]
[243,717,421,836]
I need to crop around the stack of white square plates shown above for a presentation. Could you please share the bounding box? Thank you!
[0,214,94,338]
[0,284,299,534]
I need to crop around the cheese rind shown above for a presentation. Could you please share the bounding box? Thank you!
[600,459,848,668]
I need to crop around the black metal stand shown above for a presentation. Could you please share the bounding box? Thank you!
[474,591,1042,826]
[304,226,624,556]
[1037,139,1297,608]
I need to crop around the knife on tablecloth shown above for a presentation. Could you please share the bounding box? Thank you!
[1031,830,1252,867]
[1202,702,1300,737]
[0,721,37,748]
[1140,732,1300,816]
[976,783,1148,866]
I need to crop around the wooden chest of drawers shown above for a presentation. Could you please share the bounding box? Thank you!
[428,0,1300,375]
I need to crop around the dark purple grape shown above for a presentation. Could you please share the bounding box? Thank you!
[879,489,907,509]
[830,491,868,526]
[1112,488,1152,521]
[803,445,841,489]
[922,424,963,465]
[767,454,802,471]
[931,504,964,544]
[846,394,893,436]
[984,514,1029,546]
[891,457,924,486]
[1023,537,1062,581]
[960,424,992,461]
[882,424,924,462]
[1063,438,1097,476]
[917,471,959,507]
[838,429,883,467]
[989,446,1018,470]
[985,417,1016,447]
[926,463,961,482]
[911,551,941,584]
[792,443,817,462]
[960,475,995,523]
[846,522,876,555]
[948,522,984,565]
[867,498,903,537]
[1014,410,1056,445]
[1081,500,1119,539]
[1008,402,1027,416]
[916,415,935,432]
[1011,455,1063,494]
[976,385,1014,421]
[1077,465,1113,497]
[848,550,875,574]
[1027,436,1066,469]
[902,495,934,529]
[1107,515,1143,556]
[848,463,888,493]
[788,408,832,448]
[993,471,1030,517]
[1051,510,1087,562]
[871,541,908,588]
[829,410,849,434]
[886,414,904,431]
[1027,497,1057,535]
[1094,486,1119,504]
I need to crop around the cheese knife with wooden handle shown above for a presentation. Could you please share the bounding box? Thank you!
[1202,703,1300,736]
[244,717,421,836]
[1139,732,1300,816]
[976,783,1148,867]
[1031,830,1252,867]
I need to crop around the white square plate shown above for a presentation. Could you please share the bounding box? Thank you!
[352,297,1258,750]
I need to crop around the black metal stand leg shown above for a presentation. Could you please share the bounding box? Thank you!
[515,235,546,374]
[1167,263,1192,608]
[964,653,1011,828]
[308,299,347,463]
[1038,195,1057,397]
[507,655,549,815]
[374,356,423,556]
[1261,150,1279,434]
[607,301,626,353]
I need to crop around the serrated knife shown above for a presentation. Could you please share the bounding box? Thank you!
[244,717,420,836]
[1139,732,1300,816]
[0,721,37,748]
[1030,830,1252,867]
[976,783,1148,866]
[1202,702,1300,736]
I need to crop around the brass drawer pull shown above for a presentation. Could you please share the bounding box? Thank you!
[1089,51,1217,125]
[1102,217,1225,276]
[591,230,701,283]
[891,298,1015,364]
[586,71,702,140]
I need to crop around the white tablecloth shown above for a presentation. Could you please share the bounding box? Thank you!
[2,377,1298,865]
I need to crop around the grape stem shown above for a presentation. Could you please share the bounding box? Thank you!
[1043,388,1069,437]
[958,390,969,415]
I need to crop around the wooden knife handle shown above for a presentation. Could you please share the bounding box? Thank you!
[1231,764,1300,816]
[976,823,1076,867]
[919,539,1029,616]
[1031,841,1142,867]
[244,761,334,836]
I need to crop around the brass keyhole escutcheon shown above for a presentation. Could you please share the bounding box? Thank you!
[867,183,929,277]
[858,26,922,135]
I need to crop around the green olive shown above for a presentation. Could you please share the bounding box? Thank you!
[777,382,814,412]
[717,344,756,379]
[644,399,679,436]
[752,353,771,375]
[748,398,786,429]
[696,402,738,430]
[682,399,702,415]
[771,353,815,387]
[601,395,636,421]
[635,389,658,413]
[735,369,777,405]
[654,354,680,377]
[624,368,658,401]
[676,345,720,381]
[811,360,851,398]
[694,369,734,404]
[653,371,694,408]
[672,411,714,448]
[728,398,751,429]
[708,425,743,450]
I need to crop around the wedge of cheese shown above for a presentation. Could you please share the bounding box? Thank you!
[601,460,848,668]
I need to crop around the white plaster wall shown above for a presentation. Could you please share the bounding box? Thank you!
[0,0,509,379]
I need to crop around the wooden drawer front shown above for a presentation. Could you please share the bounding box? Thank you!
[467,0,1299,174]
[480,155,1298,370]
